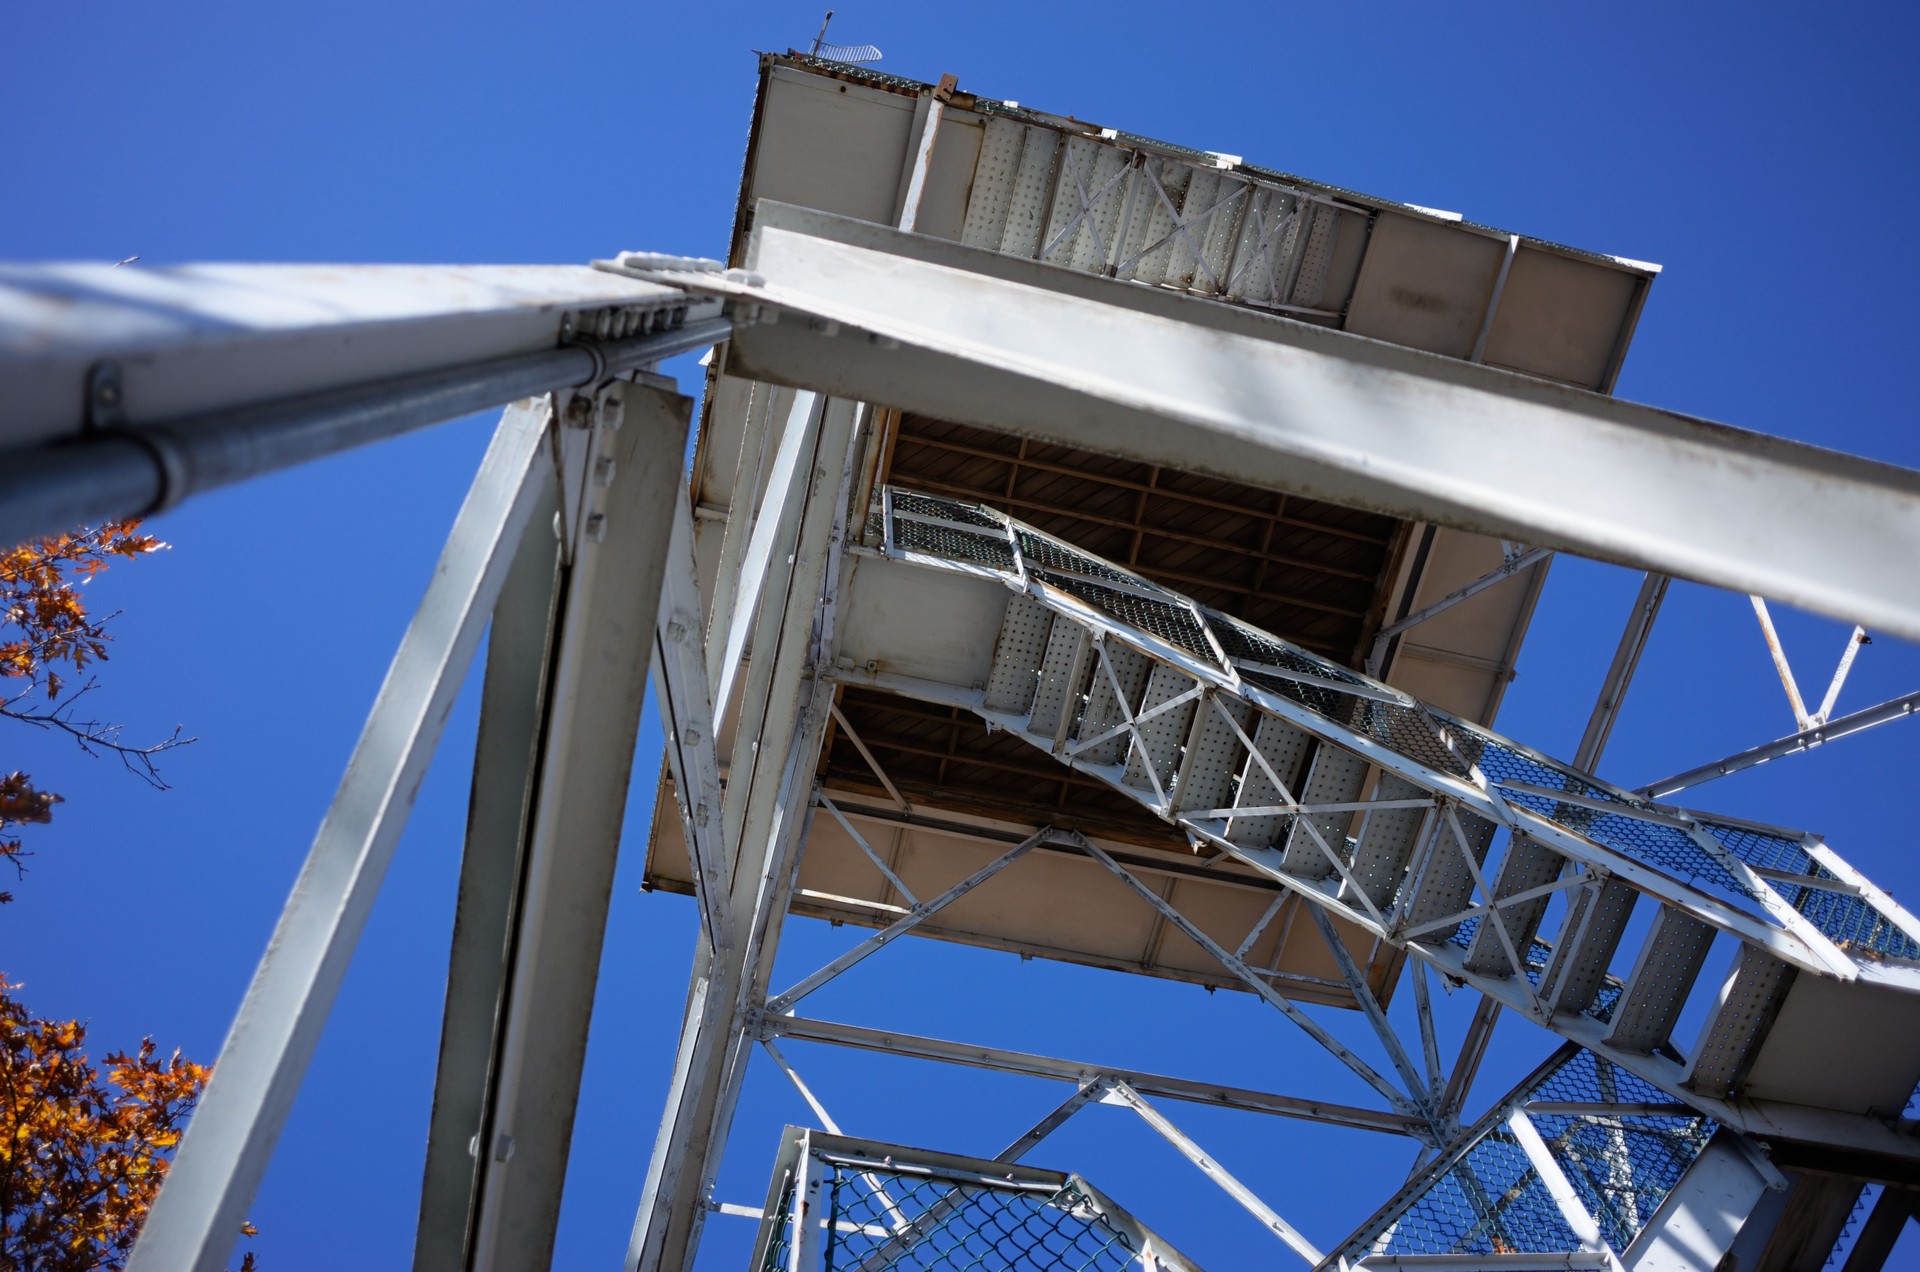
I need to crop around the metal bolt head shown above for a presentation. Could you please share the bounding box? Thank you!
[594,456,617,487]
[585,513,608,543]
[565,396,593,429]
[597,395,625,430]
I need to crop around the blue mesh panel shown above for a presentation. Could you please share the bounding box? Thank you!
[1530,1111,1712,1253]
[1587,982,1624,1024]
[1355,1050,1716,1263]
[1375,1130,1583,1256]
[1527,1051,1716,1254]
[1472,743,1762,905]
[1701,823,1920,961]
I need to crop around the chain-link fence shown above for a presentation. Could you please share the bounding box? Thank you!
[754,1129,1197,1272]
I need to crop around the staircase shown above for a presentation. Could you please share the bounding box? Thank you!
[865,487,1920,1158]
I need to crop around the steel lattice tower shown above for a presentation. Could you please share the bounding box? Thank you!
[3,52,1917,1272]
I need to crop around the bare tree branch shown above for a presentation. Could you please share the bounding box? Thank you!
[1,679,194,790]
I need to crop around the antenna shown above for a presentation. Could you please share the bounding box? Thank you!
[807,8,882,65]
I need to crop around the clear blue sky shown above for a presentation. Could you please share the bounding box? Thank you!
[5,2,1920,1268]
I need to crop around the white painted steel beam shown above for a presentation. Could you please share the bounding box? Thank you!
[1575,572,1669,772]
[0,262,725,547]
[711,389,820,726]
[1638,690,1920,799]
[129,402,557,1272]
[414,452,564,1272]
[763,830,1044,1014]
[1073,833,1426,1119]
[1365,546,1554,675]
[418,389,696,1271]
[463,386,691,1271]
[0,262,706,449]
[1506,1110,1617,1265]
[678,203,1920,641]
[761,1014,1428,1138]
[1106,1081,1324,1265]
[651,487,730,946]
[627,398,858,1272]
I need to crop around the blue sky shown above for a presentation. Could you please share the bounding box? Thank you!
[5,2,1920,1268]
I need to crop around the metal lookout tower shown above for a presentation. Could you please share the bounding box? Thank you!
[4,53,1919,1272]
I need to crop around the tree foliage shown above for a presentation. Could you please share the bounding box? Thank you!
[0,979,256,1271]
[1,524,249,1269]
[1,521,188,902]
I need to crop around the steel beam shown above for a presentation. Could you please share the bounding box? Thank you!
[1505,1110,1616,1266]
[676,203,1920,640]
[651,487,730,946]
[413,440,564,1272]
[463,386,691,1271]
[1842,1186,1919,1272]
[627,398,858,1272]
[1574,572,1669,772]
[762,1014,1428,1138]
[1106,1080,1323,1264]
[0,261,724,547]
[711,389,820,725]
[1365,546,1554,676]
[128,401,557,1272]
[418,388,698,1270]
[1074,833,1426,1119]
[1638,690,1920,800]
[995,1080,1108,1163]
[763,829,1043,1014]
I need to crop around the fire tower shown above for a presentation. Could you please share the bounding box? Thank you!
[3,52,1918,1272]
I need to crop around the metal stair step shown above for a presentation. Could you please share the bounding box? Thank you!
[1402,809,1498,941]
[1280,744,1370,879]
[1078,642,1151,766]
[1026,615,1093,743]
[1121,664,1200,798]
[1465,834,1566,976]
[983,594,1055,714]
[1543,877,1638,1018]
[1171,693,1251,817]
[1686,945,1795,1099]
[1604,908,1716,1055]
[1347,773,1427,910]
[1227,713,1313,853]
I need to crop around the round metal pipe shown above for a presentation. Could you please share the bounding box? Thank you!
[0,318,730,547]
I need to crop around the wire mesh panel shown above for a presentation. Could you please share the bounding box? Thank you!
[1526,1051,1715,1254]
[752,1130,1199,1272]
[820,1168,1140,1270]
[1333,1045,1716,1265]
[1375,1125,1583,1257]
[1700,822,1920,960]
